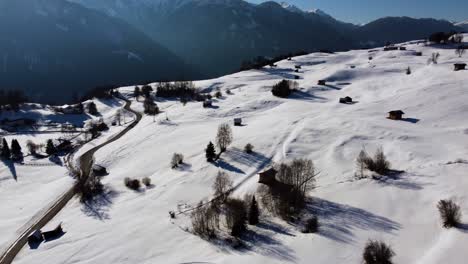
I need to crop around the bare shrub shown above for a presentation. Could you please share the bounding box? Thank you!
[142,177,151,187]
[363,240,395,264]
[191,201,219,238]
[171,153,184,169]
[77,175,104,202]
[26,140,38,155]
[356,149,370,179]
[360,147,390,175]
[302,216,319,233]
[244,143,254,154]
[124,177,141,190]
[212,171,233,202]
[427,52,440,64]
[225,198,247,237]
[216,123,233,153]
[455,46,466,58]
[437,199,461,228]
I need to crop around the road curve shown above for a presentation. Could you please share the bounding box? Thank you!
[0,94,141,264]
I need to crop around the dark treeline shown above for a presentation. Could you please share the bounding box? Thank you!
[155,81,197,98]
[0,89,29,111]
[240,51,309,72]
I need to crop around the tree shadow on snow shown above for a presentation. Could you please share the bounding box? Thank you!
[81,187,119,221]
[215,159,245,174]
[306,197,401,244]
[224,148,271,169]
[374,171,426,190]
[49,155,63,166]
[289,90,327,102]
[1,159,17,181]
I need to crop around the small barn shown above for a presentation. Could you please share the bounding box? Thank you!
[42,223,63,241]
[294,69,299,73]
[388,110,405,120]
[258,168,277,185]
[454,63,466,71]
[414,52,423,56]
[318,80,327,86]
[339,96,353,104]
[234,118,242,126]
[28,230,43,245]
[295,65,302,69]
[203,100,212,108]
[92,164,108,176]
[399,46,407,50]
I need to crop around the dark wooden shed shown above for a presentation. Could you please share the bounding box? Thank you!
[454,63,466,71]
[339,96,353,104]
[388,110,405,120]
[399,46,407,50]
[414,52,423,56]
[318,80,327,86]
[234,118,242,126]
[258,168,277,185]
[295,65,302,69]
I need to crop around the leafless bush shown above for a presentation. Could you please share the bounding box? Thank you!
[244,143,254,154]
[171,153,184,169]
[363,240,395,264]
[359,147,390,176]
[427,52,440,64]
[142,177,151,187]
[212,171,233,202]
[78,175,104,202]
[26,140,38,155]
[191,201,219,238]
[216,123,233,153]
[124,177,141,190]
[437,199,461,228]
[455,46,466,58]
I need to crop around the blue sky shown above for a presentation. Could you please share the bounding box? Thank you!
[247,0,467,24]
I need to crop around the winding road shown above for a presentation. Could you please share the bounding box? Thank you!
[0,94,142,264]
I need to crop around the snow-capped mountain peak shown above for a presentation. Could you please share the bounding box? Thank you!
[280,1,304,13]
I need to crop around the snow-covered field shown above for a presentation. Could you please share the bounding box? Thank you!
[9,37,468,263]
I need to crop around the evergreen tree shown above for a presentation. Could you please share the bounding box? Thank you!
[1,138,10,160]
[205,141,216,162]
[248,196,260,225]
[46,139,57,155]
[87,102,99,115]
[10,139,22,160]
[134,86,141,100]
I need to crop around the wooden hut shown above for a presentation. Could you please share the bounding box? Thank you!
[318,80,327,86]
[42,223,63,241]
[454,63,466,71]
[234,118,242,126]
[384,46,398,51]
[414,52,423,56]
[388,110,405,120]
[399,46,407,50]
[339,96,353,104]
[258,168,277,185]
[295,65,302,69]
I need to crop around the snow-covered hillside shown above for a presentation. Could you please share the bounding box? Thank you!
[10,37,468,264]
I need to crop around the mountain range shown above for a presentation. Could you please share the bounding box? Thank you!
[0,0,464,103]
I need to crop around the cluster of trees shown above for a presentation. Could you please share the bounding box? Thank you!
[85,118,109,138]
[191,171,260,239]
[0,138,23,161]
[428,32,464,44]
[134,85,154,100]
[363,240,395,264]
[155,81,197,99]
[124,176,152,191]
[259,159,318,219]
[239,51,308,72]
[0,90,28,111]
[271,80,298,98]
[356,147,391,178]
[205,123,233,162]
[80,85,118,102]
